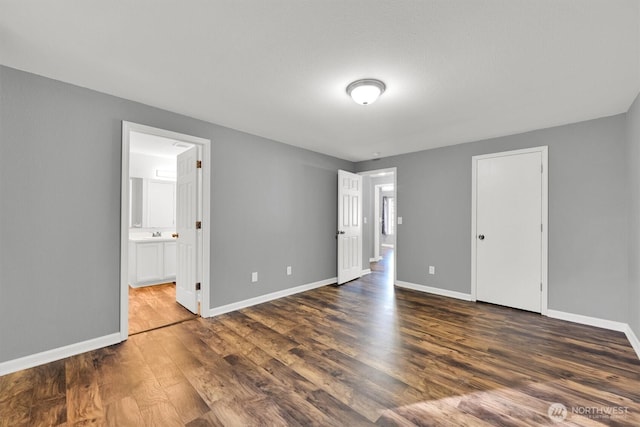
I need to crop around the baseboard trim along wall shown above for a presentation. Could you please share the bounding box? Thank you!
[547,309,640,360]
[395,281,473,301]
[394,282,640,361]
[625,325,640,360]
[206,277,337,317]
[0,333,122,376]
[361,269,372,276]
[546,309,627,332]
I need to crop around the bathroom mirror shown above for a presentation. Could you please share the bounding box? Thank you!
[130,178,143,228]
[129,178,175,228]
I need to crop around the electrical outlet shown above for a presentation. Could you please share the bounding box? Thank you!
[251,272,258,283]
[429,266,435,275]
[286,266,292,276]
[397,216,403,225]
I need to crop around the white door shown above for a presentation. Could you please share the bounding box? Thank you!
[474,148,546,313]
[175,146,199,313]
[337,170,363,284]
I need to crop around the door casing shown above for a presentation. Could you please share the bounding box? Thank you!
[120,121,211,340]
[471,146,548,314]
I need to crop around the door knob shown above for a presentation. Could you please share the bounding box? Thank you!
[172,233,179,238]
[336,230,346,235]
[478,234,485,240]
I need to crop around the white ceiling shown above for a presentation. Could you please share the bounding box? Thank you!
[1,1,638,161]
[129,131,193,159]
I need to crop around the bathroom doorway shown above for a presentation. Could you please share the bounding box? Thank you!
[120,122,211,339]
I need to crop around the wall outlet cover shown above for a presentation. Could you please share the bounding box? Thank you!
[429,266,435,275]
[251,272,258,282]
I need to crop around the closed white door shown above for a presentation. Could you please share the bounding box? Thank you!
[337,170,363,284]
[175,146,199,313]
[475,149,546,313]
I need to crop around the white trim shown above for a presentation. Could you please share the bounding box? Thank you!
[0,333,121,376]
[471,146,548,314]
[625,325,640,360]
[206,277,337,317]
[369,256,382,263]
[395,281,473,301]
[121,121,211,340]
[547,310,640,361]
[381,243,394,248]
[361,269,371,276]
[546,309,627,332]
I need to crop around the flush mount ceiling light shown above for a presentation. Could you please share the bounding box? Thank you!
[346,79,386,105]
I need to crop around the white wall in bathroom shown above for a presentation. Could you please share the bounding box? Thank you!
[130,152,176,181]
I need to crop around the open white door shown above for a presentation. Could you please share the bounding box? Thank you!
[337,170,363,284]
[473,147,547,313]
[175,146,199,313]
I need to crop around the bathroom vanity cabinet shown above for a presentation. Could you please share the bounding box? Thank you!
[128,238,177,287]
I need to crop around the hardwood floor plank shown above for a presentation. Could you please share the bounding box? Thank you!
[104,396,144,427]
[2,249,639,425]
[129,284,195,335]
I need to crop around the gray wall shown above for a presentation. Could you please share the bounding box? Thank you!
[627,91,640,338]
[356,115,630,322]
[0,66,353,363]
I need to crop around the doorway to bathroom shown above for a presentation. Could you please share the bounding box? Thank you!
[120,122,211,339]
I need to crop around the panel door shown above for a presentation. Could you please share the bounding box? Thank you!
[175,146,198,313]
[337,170,363,284]
[476,151,543,312]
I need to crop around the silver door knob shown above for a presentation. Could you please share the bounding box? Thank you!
[478,234,485,240]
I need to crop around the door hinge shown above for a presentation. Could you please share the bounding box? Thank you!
[196,160,202,169]
[196,221,202,229]
[541,223,543,232]
[196,282,201,291]
[540,282,543,291]
[541,164,543,173]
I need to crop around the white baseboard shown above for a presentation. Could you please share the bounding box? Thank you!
[395,281,473,301]
[361,269,371,276]
[206,277,337,317]
[547,309,640,361]
[381,243,394,248]
[369,256,382,263]
[625,325,640,360]
[546,309,627,332]
[0,333,122,376]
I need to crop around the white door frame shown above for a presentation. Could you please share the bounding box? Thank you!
[471,146,548,315]
[359,167,397,285]
[120,121,211,340]
[373,185,381,261]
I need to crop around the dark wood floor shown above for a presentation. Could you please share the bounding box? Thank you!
[129,283,196,335]
[1,250,639,426]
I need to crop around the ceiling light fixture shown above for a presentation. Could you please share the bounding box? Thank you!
[346,79,386,105]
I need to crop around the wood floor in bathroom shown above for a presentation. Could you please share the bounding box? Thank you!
[129,283,196,335]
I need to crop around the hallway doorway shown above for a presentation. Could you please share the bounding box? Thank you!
[359,167,397,287]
